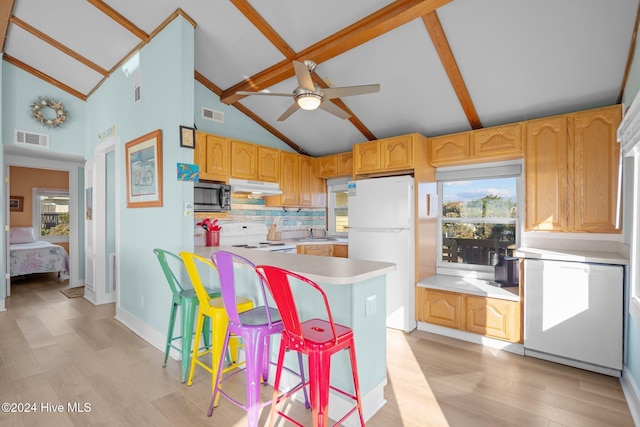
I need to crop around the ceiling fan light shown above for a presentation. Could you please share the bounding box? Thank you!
[296,93,322,110]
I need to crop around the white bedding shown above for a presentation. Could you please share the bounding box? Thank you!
[9,241,70,279]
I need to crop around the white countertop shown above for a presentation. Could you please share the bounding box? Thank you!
[417,274,519,301]
[194,245,394,285]
[515,247,628,265]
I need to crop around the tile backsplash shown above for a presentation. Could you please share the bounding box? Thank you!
[194,196,326,245]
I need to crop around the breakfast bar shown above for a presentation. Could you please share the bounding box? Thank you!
[194,245,395,423]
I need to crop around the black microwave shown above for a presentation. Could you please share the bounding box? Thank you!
[194,181,231,212]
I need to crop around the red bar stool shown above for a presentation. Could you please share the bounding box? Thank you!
[256,265,365,427]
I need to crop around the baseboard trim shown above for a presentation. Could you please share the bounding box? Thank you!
[621,365,640,426]
[115,306,181,360]
[417,321,524,355]
[0,298,5,312]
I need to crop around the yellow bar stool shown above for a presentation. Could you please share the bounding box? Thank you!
[180,251,254,401]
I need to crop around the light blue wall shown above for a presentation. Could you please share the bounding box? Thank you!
[85,17,196,332]
[621,26,640,407]
[194,80,294,152]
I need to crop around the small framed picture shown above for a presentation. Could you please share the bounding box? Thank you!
[180,125,195,149]
[125,129,163,208]
[9,195,23,212]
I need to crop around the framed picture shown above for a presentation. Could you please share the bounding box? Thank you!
[125,129,163,208]
[9,195,23,212]
[180,125,195,149]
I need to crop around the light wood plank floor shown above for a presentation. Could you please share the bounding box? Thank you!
[0,274,635,426]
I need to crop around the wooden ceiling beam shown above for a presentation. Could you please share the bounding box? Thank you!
[10,16,109,76]
[618,1,640,105]
[4,54,87,100]
[87,0,150,43]
[221,0,453,104]
[422,11,481,129]
[231,0,296,59]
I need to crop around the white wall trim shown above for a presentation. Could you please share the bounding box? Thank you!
[0,298,5,312]
[114,306,180,360]
[621,365,640,426]
[417,321,525,355]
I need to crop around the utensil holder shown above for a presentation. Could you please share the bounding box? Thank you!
[206,230,220,247]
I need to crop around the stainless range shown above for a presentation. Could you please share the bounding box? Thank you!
[219,222,297,253]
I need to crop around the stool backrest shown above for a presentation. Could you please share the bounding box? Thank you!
[153,248,185,296]
[179,251,219,312]
[256,265,338,346]
[213,251,276,327]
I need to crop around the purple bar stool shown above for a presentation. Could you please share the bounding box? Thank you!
[209,251,309,426]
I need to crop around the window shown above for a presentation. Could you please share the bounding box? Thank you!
[437,161,522,277]
[33,188,70,243]
[327,178,349,237]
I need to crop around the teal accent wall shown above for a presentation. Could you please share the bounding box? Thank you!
[194,80,294,152]
[84,17,196,332]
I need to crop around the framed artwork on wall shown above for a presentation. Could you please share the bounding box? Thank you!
[9,196,23,212]
[125,129,163,208]
[180,125,195,149]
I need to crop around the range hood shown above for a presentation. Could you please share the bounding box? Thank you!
[229,178,282,196]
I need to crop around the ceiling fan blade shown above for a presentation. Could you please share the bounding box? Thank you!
[236,91,293,97]
[277,103,300,121]
[323,84,380,99]
[319,99,351,120]
[293,61,315,91]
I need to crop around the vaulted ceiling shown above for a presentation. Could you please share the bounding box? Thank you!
[2,0,639,156]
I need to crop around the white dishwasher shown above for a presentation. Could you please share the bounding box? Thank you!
[523,259,623,376]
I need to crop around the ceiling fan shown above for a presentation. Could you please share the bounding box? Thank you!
[236,60,380,121]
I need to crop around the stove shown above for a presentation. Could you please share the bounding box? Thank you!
[220,222,297,253]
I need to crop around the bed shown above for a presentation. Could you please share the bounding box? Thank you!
[9,227,69,279]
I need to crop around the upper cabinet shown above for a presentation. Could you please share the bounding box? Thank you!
[229,140,280,182]
[317,152,353,178]
[428,123,524,167]
[265,152,326,208]
[194,131,230,182]
[257,146,280,182]
[525,105,621,233]
[353,133,426,177]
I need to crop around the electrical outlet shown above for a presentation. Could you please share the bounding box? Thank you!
[365,295,376,317]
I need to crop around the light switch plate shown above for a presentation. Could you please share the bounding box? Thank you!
[184,202,192,217]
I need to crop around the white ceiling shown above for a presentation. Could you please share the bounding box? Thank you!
[3,0,639,156]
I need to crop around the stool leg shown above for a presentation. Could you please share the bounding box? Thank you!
[210,311,228,405]
[297,351,310,409]
[181,298,197,383]
[245,330,263,427]
[348,345,365,426]
[268,341,287,427]
[308,351,331,427]
[164,301,178,368]
[187,312,205,386]
[208,330,231,416]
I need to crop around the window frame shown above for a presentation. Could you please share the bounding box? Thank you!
[327,178,349,238]
[32,187,70,244]
[435,160,524,280]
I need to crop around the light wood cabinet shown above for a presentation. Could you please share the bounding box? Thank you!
[296,243,348,258]
[231,140,258,179]
[417,288,521,343]
[265,152,326,207]
[332,244,348,258]
[297,244,332,256]
[317,152,353,178]
[525,105,621,233]
[257,146,280,182]
[353,133,425,176]
[525,116,569,231]
[465,295,520,342]
[573,106,621,233]
[194,131,230,182]
[420,289,463,329]
[428,123,523,166]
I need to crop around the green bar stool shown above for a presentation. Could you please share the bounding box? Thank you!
[153,248,221,382]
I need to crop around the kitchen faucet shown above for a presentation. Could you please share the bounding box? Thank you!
[307,227,314,238]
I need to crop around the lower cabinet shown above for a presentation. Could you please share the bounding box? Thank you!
[297,244,348,257]
[418,288,521,342]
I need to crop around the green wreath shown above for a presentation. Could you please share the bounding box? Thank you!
[31,97,69,128]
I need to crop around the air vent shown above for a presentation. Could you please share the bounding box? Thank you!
[134,70,142,104]
[14,129,50,148]
[202,107,224,123]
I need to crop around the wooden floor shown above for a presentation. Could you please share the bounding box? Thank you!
[0,274,635,427]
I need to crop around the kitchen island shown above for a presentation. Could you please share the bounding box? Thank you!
[194,245,395,423]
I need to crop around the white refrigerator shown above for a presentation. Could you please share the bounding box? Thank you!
[348,175,416,332]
